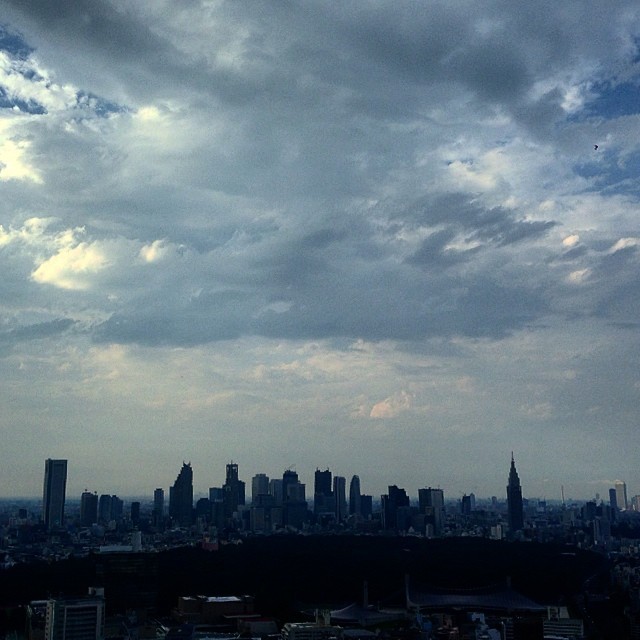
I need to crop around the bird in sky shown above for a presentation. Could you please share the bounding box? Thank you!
[594,144,599,150]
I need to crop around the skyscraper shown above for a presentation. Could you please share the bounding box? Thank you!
[98,494,112,524]
[506,453,524,533]
[251,473,270,502]
[282,470,308,529]
[42,459,67,530]
[418,487,445,536]
[282,469,298,503]
[349,475,362,517]
[333,476,347,522]
[615,480,628,511]
[153,488,164,527]
[223,462,245,518]
[313,468,334,516]
[314,468,332,496]
[80,491,98,527]
[169,462,193,526]
[382,485,410,530]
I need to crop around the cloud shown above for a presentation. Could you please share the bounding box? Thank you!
[370,391,413,419]
[0,131,42,183]
[1,3,640,497]
[32,241,109,289]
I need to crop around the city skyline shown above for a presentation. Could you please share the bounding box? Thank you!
[2,455,635,505]
[1,3,640,500]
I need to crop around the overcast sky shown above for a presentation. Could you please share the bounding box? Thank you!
[1,1,639,502]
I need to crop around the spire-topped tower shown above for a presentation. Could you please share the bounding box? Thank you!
[507,453,524,533]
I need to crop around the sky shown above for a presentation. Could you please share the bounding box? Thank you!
[1,1,640,503]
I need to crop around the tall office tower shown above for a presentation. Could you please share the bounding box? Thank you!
[283,475,308,529]
[282,469,299,503]
[252,473,270,502]
[42,459,68,530]
[45,591,105,640]
[98,495,112,524]
[360,494,373,519]
[110,496,123,520]
[506,453,524,533]
[209,487,223,502]
[349,475,362,516]
[209,487,224,529]
[461,494,472,516]
[195,498,211,522]
[169,462,193,526]
[615,480,628,511]
[153,488,164,526]
[418,487,445,536]
[314,468,332,495]
[269,479,284,506]
[382,485,410,530]
[223,462,246,518]
[333,476,347,522]
[80,491,98,527]
[314,468,334,516]
[286,481,306,502]
[130,501,140,525]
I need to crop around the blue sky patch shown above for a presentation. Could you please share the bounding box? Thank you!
[0,24,33,60]
[585,80,640,119]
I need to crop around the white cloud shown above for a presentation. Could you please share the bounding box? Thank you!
[1,3,640,498]
[370,391,413,419]
[0,130,42,183]
[32,241,109,290]
[0,50,77,112]
[609,237,640,253]
[139,239,169,263]
[567,268,591,284]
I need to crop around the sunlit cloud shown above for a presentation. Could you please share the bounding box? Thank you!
[370,391,413,419]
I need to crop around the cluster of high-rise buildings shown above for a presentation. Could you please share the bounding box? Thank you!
[40,455,635,540]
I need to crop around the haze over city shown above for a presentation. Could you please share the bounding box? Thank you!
[1,1,640,500]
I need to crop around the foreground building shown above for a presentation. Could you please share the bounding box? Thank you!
[44,591,105,640]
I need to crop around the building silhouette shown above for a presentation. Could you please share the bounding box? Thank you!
[42,459,68,530]
[98,495,112,524]
[333,476,347,522]
[507,453,524,533]
[80,491,98,527]
[349,475,362,517]
[313,468,334,516]
[153,488,164,527]
[280,469,307,528]
[251,473,270,502]
[130,501,140,525]
[615,480,628,511]
[282,469,299,503]
[223,462,245,518]
[382,485,410,530]
[418,487,445,536]
[169,462,193,527]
